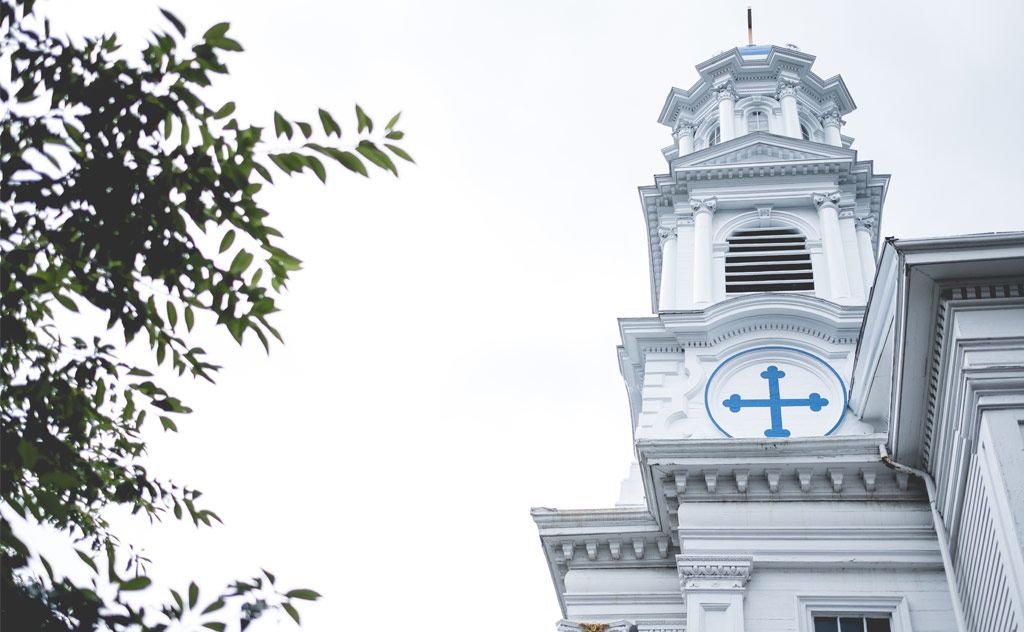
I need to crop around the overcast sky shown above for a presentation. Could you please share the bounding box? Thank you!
[20,0,1024,630]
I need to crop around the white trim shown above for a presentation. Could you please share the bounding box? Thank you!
[795,594,912,632]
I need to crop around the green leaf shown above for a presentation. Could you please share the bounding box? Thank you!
[306,155,326,183]
[253,161,274,183]
[119,576,152,591]
[335,151,367,176]
[160,416,178,432]
[203,22,230,41]
[189,582,199,608]
[17,440,40,468]
[225,318,245,344]
[213,102,236,119]
[219,230,236,253]
[160,9,187,36]
[202,600,226,615]
[385,130,404,140]
[385,111,401,131]
[282,603,300,625]
[54,293,79,312]
[203,623,226,632]
[273,112,293,140]
[262,569,276,584]
[356,140,397,175]
[184,306,195,331]
[285,589,321,601]
[384,143,414,163]
[229,250,254,275]
[75,549,98,572]
[355,104,372,133]
[318,108,341,137]
[296,121,312,139]
[166,302,177,328]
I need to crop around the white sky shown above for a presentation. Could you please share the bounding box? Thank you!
[18,0,1024,630]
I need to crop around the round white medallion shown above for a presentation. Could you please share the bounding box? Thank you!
[704,346,847,438]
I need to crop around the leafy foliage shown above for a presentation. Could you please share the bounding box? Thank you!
[0,0,412,628]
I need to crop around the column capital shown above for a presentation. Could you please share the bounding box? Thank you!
[776,80,799,99]
[658,224,678,244]
[838,206,856,220]
[819,108,845,129]
[689,196,717,216]
[715,84,737,103]
[855,214,876,233]
[812,190,842,210]
[677,554,753,591]
[672,121,697,139]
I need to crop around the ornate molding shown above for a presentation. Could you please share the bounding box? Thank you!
[672,122,697,139]
[776,80,799,99]
[689,196,717,216]
[812,190,842,210]
[556,621,634,632]
[819,108,845,129]
[715,84,737,103]
[855,215,876,233]
[658,225,678,244]
[677,555,753,590]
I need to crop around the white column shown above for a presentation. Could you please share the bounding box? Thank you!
[674,217,695,308]
[839,208,865,300]
[716,87,737,142]
[658,225,678,311]
[777,82,801,139]
[677,555,752,632]
[820,109,844,147]
[855,216,878,291]
[813,191,851,299]
[690,197,717,306]
[674,123,696,157]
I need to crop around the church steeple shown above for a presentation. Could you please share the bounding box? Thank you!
[641,45,888,312]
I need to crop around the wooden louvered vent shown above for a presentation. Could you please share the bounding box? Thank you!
[725,227,814,294]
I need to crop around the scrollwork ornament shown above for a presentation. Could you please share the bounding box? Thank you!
[689,196,717,215]
[672,122,697,140]
[715,84,737,103]
[812,190,842,210]
[855,215,876,233]
[819,108,845,129]
[776,80,799,99]
[658,225,678,244]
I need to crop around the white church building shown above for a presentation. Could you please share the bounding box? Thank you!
[531,43,1024,632]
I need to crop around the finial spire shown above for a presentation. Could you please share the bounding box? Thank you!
[747,7,753,45]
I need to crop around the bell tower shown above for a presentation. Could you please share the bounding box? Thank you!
[645,44,887,311]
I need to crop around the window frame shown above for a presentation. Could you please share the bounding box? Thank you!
[747,110,769,133]
[707,125,721,147]
[795,595,912,632]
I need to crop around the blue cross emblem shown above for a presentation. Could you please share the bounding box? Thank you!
[721,365,829,438]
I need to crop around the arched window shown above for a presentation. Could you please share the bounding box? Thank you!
[801,124,811,141]
[748,111,769,132]
[708,125,721,147]
[725,226,814,293]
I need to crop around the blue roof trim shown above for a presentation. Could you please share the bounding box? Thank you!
[739,44,772,56]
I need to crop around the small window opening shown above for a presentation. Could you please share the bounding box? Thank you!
[748,111,769,132]
[813,616,891,632]
[801,124,811,140]
[725,226,814,293]
[708,126,721,147]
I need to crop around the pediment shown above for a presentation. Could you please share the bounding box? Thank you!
[680,138,854,168]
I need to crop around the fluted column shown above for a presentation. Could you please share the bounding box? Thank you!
[812,190,850,299]
[855,215,877,291]
[716,86,737,142]
[673,122,696,157]
[658,224,678,311]
[690,197,717,305]
[777,81,801,139]
[820,109,844,147]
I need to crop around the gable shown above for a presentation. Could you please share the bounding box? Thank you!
[681,141,852,167]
